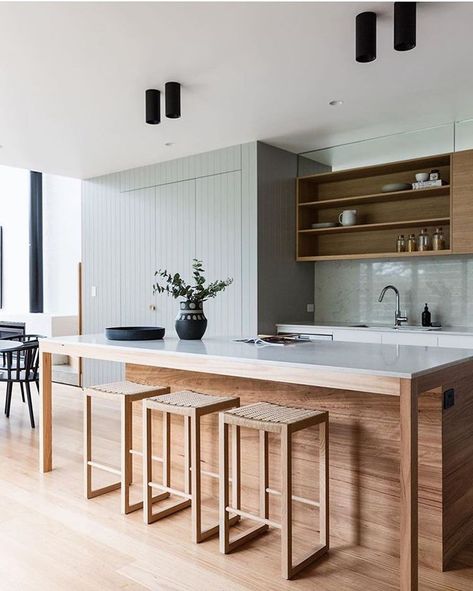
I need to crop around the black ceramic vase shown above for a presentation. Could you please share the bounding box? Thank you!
[175,300,207,340]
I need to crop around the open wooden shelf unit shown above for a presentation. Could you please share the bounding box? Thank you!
[297,153,452,261]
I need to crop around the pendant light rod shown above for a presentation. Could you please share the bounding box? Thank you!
[145,89,161,125]
[394,2,416,51]
[355,11,377,63]
[165,82,181,119]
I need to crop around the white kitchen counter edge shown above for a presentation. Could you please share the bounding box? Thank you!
[41,334,473,380]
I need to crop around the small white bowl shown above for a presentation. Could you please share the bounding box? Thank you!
[415,172,429,182]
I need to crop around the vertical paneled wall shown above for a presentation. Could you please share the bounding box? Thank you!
[82,143,258,385]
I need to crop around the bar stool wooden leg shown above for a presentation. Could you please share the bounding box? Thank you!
[163,411,171,488]
[121,398,132,514]
[281,425,293,580]
[259,431,269,519]
[126,400,133,486]
[84,394,92,499]
[143,405,153,523]
[184,415,192,495]
[219,412,230,553]
[320,416,329,548]
[191,410,202,543]
[231,425,241,511]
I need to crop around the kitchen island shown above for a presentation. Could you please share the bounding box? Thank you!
[39,335,473,591]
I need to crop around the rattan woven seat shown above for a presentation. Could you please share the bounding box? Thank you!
[83,381,170,514]
[147,390,233,410]
[143,390,240,543]
[85,380,165,401]
[225,401,324,426]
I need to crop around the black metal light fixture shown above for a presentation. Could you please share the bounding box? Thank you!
[394,2,416,51]
[145,89,160,125]
[165,82,181,119]
[355,11,377,63]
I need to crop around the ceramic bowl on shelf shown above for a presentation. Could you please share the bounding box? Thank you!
[415,172,429,182]
[311,222,337,229]
[381,182,412,193]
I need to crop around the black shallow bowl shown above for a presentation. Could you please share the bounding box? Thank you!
[105,326,165,341]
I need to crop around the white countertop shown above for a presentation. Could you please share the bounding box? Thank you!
[277,322,473,336]
[44,333,473,379]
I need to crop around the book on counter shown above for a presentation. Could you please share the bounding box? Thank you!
[412,179,444,190]
[233,335,298,347]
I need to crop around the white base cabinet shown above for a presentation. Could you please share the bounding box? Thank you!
[277,324,473,350]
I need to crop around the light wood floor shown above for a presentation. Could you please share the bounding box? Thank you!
[1,383,473,591]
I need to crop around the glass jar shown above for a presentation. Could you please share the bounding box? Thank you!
[432,227,446,250]
[396,234,406,253]
[407,234,417,252]
[417,228,431,251]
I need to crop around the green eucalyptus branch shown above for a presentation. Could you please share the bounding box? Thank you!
[153,259,233,303]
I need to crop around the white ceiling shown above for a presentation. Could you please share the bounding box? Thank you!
[0,2,472,179]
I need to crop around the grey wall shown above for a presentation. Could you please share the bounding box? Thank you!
[314,256,473,327]
[257,143,314,333]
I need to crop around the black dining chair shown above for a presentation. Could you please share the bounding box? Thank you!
[2,340,40,428]
[1,335,44,402]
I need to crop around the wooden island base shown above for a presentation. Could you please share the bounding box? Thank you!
[127,363,473,573]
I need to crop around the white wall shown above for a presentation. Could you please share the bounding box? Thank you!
[0,165,30,313]
[43,173,81,315]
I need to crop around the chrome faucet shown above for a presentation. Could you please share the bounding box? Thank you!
[378,285,408,327]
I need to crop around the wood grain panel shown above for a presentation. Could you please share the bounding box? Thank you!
[440,369,473,569]
[452,149,473,253]
[126,363,444,571]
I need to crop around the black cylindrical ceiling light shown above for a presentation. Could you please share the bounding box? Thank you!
[355,11,377,63]
[145,89,160,124]
[394,2,416,51]
[165,82,181,119]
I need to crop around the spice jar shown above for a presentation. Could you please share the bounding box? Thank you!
[396,234,406,253]
[417,228,431,251]
[432,227,446,250]
[407,234,417,252]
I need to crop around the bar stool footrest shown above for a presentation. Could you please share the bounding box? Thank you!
[125,491,170,515]
[287,544,328,580]
[198,515,241,542]
[147,498,192,524]
[87,481,121,499]
[227,524,269,553]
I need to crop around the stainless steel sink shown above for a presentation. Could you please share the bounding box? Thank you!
[393,325,441,331]
[347,324,441,332]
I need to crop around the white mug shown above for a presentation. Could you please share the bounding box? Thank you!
[338,209,357,226]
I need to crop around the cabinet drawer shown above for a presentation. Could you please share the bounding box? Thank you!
[381,332,438,347]
[438,334,473,349]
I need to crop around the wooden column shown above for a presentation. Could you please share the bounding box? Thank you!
[400,379,418,591]
[39,351,53,473]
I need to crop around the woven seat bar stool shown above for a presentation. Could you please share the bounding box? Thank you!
[84,380,170,515]
[219,401,329,580]
[143,390,240,543]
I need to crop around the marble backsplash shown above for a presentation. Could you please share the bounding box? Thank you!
[314,256,473,327]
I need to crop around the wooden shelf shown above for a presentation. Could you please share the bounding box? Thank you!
[296,152,458,261]
[297,250,453,262]
[299,217,450,236]
[298,185,450,209]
